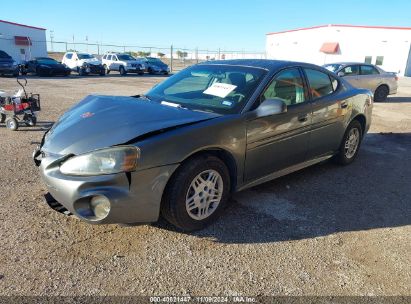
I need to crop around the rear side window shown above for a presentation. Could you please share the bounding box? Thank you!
[342,65,359,76]
[107,55,112,60]
[304,69,335,99]
[360,65,379,75]
[65,53,73,59]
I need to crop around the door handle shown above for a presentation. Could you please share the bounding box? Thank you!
[298,114,308,122]
[340,102,348,109]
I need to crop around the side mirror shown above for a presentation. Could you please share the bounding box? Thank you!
[337,71,345,77]
[255,98,287,118]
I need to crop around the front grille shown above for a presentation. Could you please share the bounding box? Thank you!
[44,193,73,216]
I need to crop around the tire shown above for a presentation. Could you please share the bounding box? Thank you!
[0,113,6,123]
[161,155,231,231]
[333,120,363,165]
[5,117,18,131]
[103,65,110,74]
[374,85,389,102]
[65,71,71,77]
[148,68,154,75]
[24,115,37,127]
[119,66,127,76]
[138,72,144,76]
[99,69,106,76]
[78,67,85,76]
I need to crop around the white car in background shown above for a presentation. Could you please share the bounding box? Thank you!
[102,53,145,76]
[62,52,105,76]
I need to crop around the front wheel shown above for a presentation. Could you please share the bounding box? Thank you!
[6,117,18,131]
[334,120,362,165]
[161,155,230,231]
[24,115,37,127]
[119,66,127,76]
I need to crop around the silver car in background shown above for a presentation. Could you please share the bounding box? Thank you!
[324,63,398,102]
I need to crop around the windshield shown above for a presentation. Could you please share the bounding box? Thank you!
[78,54,95,60]
[146,65,267,115]
[118,54,135,61]
[324,64,343,73]
[37,58,58,64]
[0,51,11,59]
[147,58,164,64]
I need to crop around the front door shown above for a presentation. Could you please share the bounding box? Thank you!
[245,67,312,181]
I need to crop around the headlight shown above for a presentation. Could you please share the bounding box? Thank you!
[82,62,89,67]
[60,146,139,176]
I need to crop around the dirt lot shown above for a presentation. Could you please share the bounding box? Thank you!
[0,73,410,297]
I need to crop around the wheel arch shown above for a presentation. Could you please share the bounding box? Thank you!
[350,113,366,135]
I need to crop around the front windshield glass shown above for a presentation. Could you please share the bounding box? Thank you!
[147,58,163,64]
[37,58,58,64]
[118,54,135,61]
[78,54,94,60]
[324,64,343,73]
[146,65,267,115]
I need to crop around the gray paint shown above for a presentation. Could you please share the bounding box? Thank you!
[36,60,373,225]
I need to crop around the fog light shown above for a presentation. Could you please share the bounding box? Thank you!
[90,195,110,219]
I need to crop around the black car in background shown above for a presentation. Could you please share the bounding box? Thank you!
[21,57,71,77]
[140,57,170,75]
[0,50,19,77]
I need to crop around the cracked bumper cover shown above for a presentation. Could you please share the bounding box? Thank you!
[38,155,178,224]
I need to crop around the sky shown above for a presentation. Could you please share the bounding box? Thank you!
[1,0,411,52]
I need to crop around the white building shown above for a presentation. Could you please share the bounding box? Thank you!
[266,24,411,76]
[0,19,47,63]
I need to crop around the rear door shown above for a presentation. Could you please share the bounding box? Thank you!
[303,68,347,158]
[358,65,382,92]
[245,67,312,181]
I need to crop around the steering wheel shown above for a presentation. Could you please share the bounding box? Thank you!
[231,93,246,103]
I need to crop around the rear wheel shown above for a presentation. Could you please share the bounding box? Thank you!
[6,117,18,131]
[334,120,362,165]
[161,155,230,231]
[24,115,37,127]
[374,85,389,102]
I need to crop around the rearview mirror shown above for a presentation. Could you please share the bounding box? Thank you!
[337,71,345,77]
[255,98,287,118]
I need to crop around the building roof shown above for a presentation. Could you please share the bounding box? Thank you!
[0,19,46,31]
[267,24,411,35]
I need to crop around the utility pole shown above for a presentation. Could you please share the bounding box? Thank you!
[50,30,54,52]
[170,45,173,73]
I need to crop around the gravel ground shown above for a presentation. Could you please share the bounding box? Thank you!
[0,73,410,297]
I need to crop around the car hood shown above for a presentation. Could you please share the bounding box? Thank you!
[41,63,67,69]
[42,95,219,155]
[0,57,14,64]
[79,58,101,65]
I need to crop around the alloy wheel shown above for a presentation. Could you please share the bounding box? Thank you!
[344,128,360,159]
[185,169,223,220]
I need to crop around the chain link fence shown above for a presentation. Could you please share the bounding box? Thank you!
[46,40,266,72]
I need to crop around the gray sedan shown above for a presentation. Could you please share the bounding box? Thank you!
[324,62,398,102]
[34,60,373,231]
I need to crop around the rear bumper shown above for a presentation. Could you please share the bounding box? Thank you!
[38,154,178,224]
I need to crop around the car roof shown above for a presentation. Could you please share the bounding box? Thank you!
[325,62,375,66]
[198,59,323,71]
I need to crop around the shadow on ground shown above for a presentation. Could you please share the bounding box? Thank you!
[155,133,411,244]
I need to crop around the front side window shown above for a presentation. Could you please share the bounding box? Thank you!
[262,68,306,106]
[360,65,379,75]
[342,65,359,76]
[304,69,335,99]
[118,54,135,61]
[65,53,73,59]
[146,65,267,115]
